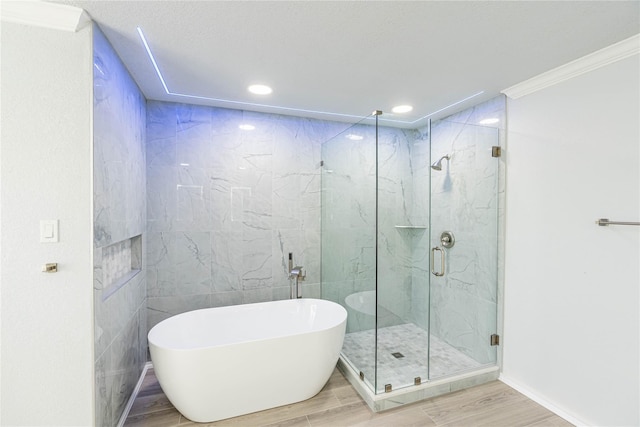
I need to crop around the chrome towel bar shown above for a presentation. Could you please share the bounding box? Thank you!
[596,218,640,226]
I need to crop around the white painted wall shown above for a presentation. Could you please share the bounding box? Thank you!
[0,22,94,425]
[0,11,3,415]
[502,54,639,426]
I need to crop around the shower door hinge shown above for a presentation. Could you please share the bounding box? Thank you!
[384,384,392,393]
[490,334,500,346]
[320,160,324,166]
[359,371,365,381]
[492,146,502,157]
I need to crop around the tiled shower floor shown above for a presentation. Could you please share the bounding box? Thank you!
[342,323,481,393]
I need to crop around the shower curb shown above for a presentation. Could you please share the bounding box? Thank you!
[337,357,499,412]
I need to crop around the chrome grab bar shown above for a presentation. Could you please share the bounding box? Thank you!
[596,218,640,226]
[431,247,445,277]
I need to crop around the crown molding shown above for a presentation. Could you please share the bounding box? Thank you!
[0,1,91,32]
[502,33,640,99]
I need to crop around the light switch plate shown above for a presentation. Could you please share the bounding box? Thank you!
[40,220,59,243]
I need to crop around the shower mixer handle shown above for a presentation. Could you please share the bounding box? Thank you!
[289,266,305,280]
[440,231,455,248]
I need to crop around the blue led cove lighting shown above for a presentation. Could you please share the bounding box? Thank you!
[136,27,484,124]
[136,27,170,94]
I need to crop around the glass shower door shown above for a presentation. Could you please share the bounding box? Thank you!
[428,119,500,379]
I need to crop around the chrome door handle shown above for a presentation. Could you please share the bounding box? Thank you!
[431,247,445,277]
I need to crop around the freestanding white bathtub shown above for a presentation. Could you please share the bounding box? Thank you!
[148,298,347,423]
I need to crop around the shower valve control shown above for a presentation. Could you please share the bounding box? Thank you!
[440,231,455,248]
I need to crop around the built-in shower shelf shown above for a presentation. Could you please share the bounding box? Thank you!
[394,225,427,229]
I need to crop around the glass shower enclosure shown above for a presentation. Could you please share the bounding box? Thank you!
[321,103,501,400]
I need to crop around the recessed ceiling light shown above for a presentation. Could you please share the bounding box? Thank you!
[392,105,413,114]
[346,134,363,141]
[239,124,255,131]
[248,84,272,95]
[479,118,500,125]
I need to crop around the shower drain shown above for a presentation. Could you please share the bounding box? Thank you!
[391,352,404,359]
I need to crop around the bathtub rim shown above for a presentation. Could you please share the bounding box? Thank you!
[148,297,348,352]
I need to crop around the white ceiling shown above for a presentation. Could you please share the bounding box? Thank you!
[51,0,639,127]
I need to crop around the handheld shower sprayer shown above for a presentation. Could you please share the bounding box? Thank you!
[431,154,451,171]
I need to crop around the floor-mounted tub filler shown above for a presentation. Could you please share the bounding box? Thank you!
[148,298,347,423]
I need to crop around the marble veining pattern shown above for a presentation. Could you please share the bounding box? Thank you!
[93,32,145,248]
[146,102,350,331]
[93,25,147,427]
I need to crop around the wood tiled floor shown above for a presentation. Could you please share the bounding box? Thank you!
[124,367,574,427]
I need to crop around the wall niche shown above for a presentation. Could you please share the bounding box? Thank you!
[101,234,142,301]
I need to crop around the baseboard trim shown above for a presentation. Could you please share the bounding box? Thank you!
[499,374,588,426]
[116,361,153,427]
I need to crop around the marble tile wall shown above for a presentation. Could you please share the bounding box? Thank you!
[146,102,351,331]
[92,25,147,427]
[376,126,430,328]
[409,127,432,330]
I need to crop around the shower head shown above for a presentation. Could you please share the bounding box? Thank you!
[431,154,450,171]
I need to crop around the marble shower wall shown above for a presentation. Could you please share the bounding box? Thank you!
[92,25,147,427]
[428,96,505,366]
[146,101,350,330]
[377,126,430,328]
[408,127,431,330]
